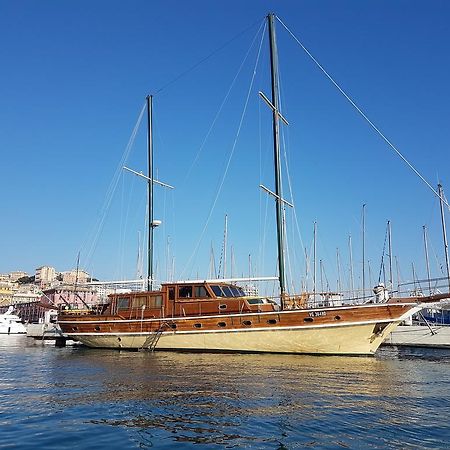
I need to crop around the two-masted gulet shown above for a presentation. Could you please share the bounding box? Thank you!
[58,14,445,355]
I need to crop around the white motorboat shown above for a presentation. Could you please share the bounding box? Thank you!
[0,306,27,334]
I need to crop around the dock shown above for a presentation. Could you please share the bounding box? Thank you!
[26,323,75,346]
[383,325,450,348]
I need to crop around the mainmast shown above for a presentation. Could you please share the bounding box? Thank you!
[147,95,154,291]
[268,13,286,302]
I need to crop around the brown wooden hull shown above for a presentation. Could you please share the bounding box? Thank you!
[58,302,421,355]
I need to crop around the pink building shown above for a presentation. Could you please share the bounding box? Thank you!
[41,285,99,310]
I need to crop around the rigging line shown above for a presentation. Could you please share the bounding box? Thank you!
[83,102,147,267]
[154,17,265,96]
[277,82,308,288]
[180,20,267,279]
[284,209,297,293]
[429,236,446,277]
[378,225,388,283]
[258,189,270,280]
[280,108,307,272]
[121,170,138,278]
[277,16,450,209]
[185,20,266,181]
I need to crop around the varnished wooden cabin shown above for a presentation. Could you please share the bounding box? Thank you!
[105,281,278,320]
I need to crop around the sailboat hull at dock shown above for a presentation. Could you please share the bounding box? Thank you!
[59,302,421,355]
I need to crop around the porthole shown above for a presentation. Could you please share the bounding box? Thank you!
[117,337,122,342]
[218,322,226,328]
[194,323,202,329]
[170,323,177,329]
[334,315,341,321]
[94,326,101,331]
[243,320,252,326]
[303,317,313,323]
[219,304,227,310]
[267,319,277,325]
[72,326,78,331]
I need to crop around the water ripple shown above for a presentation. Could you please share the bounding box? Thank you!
[1,336,450,448]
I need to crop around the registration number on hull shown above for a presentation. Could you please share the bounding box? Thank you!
[308,311,327,318]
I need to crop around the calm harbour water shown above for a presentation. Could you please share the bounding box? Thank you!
[1,335,450,449]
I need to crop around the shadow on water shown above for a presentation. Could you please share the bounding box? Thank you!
[2,336,450,449]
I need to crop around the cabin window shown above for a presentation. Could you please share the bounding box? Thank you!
[194,286,209,298]
[267,319,277,324]
[168,288,175,300]
[152,295,163,308]
[211,285,223,297]
[247,298,265,305]
[218,322,226,327]
[304,317,313,323]
[221,286,233,297]
[334,315,341,321]
[230,286,244,297]
[72,326,78,331]
[179,286,193,298]
[242,320,252,326]
[132,296,147,308]
[117,297,130,309]
[170,323,177,329]
[194,323,202,328]
[94,326,101,331]
[219,304,227,310]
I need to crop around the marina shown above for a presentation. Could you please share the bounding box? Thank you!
[2,2,450,449]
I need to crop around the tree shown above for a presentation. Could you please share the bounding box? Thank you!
[17,275,35,284]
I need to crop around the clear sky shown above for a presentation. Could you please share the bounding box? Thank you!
[1,0,449,293]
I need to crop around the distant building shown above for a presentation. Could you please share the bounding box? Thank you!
[62,269,90,285]
[35,266,56,287]
[41,285,98,310]
[242,284,259,296]
[0,282,13,306]
[9,271,28,282]
[13,291,41,304]
[94,285,116,302]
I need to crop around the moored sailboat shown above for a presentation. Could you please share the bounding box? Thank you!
[58,13,448,355]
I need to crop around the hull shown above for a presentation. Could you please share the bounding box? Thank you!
[59,303,421,356]
[0,311,27,334]
[0,324,27,334]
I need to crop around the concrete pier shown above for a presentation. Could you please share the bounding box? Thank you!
[383,325,450,348]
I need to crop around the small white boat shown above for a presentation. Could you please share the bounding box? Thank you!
[0,306,27,334]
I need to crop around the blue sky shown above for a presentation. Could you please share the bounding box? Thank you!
[1,1,449,293]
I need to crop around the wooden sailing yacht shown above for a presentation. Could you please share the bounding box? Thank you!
[58,14,446,355]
